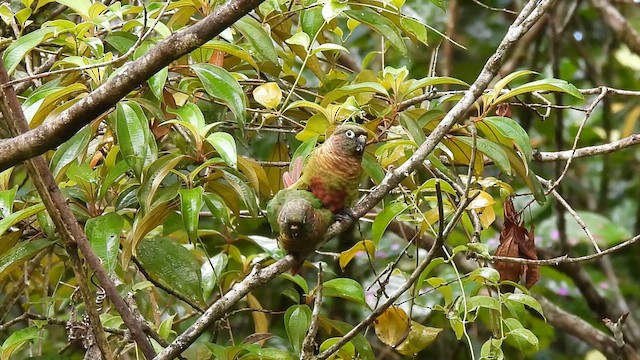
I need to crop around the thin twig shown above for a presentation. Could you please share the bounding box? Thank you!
[301,264,323,359]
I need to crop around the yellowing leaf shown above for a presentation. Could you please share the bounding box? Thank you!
[253,82,282,109]
[373,306,410,347]
[396,322,443,356]
[339,240,375,270]
[466,190,495,210]
[247,293,269,345]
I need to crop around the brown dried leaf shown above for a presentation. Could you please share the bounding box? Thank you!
[495,103,512,118]
[494,198,540,289]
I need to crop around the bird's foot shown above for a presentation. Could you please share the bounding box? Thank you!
[334,208,356,222]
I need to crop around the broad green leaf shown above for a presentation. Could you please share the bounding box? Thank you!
[327,320,375,360]
[0,238,54,281]
[105,31,138,54]
[179,187,204,243]
[0,203,46,236]
[345,9,407,55]
[3,28,55,74]
[138,154,184,214]
[372,202,408,246]
[202,40,260,71]
[400,18,428,45]
[505,293,545,319]
[1,326,40,359]
[467,295,501,311]
[491,70,537,103]
[148,66,168,99]
[234,16,278,64]
[285,305,312,354]
[495,78,583,104]
[206,132,237,169]
[0,186,17,218]
[396,322,442,356]
[506,328,539,351]
[300,6,324,37]
[192,64,246,126]
[322,0,348,21]
[85,213,124,275]
[480,116,532,162]
[29,83,88,128]
[136,237,204,306]
[115,101,149,178]
[286,32,311,50]
[279,273,309,293]
[253,82,282,109]
[201,253,228,300]
[339,240,375,270]
[123,200,177,266]
[503,150,546,204]
[45,0,91,18]
[469,267,500,284]
[203,192,232,228]
[455,136,512,175]
[158,314,176,340]
[319,338,355,359]
[50,125,92,179]
[323,278,366,305]
[221,170,260,216]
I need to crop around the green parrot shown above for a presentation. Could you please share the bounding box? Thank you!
[266,189,333,273]
[290,124,368,220]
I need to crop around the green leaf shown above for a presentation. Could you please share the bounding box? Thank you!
[85,213,124,275]
[300,6,324,37]
[466,295,501,311]
[136,237,204,306]
[372,202,408,246]
[0,203,46,236]
[504,293,545,319]
[50,125,92,180]
[491,70,537,103]
[48,0,92,19]
[3,28,54,74]
[480,116,532,162]
[252,82,282,110]
[0,238,54,281]
[202,40,260,71]
[455,136,512,175]
[319,338,355,359]
[192,64,246,127]
[345,9,407,55]
[179,187,204,243]
[137,154,184,214]
[238,348,297,360]
[206,132,237,169]
[105,31,138,54]
[201,253,228,300]
[506,328,539,350]
[327,320,375,360]
[286,32,311,50]
[426,277,453,306]
[234,16,278,64]
[1,326,40,359]
[400,18,428,45]
[115,101,150,178]
[221,170,260,216]
[148,66,168,99]
[323,278,366,305]
[279,273,309,293]
[0,186,17,218]
[494,78,584,104]
[285,305,312,355]
[469,267,500,284]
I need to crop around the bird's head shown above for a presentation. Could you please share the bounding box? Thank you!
[278,198,314,239]
[328,124,369,157]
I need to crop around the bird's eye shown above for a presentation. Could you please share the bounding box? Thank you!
[345,130,355,138]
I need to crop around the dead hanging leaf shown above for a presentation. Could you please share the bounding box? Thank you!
[494,198,539,290]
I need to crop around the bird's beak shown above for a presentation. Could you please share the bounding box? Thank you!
[356,134,367,153]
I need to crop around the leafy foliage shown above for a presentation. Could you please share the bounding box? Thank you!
[1,0,635,359]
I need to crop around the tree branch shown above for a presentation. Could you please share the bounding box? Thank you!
[0,0,267,171]
[591,0,640,55]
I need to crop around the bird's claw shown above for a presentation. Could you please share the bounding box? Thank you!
[334,208,356,222]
